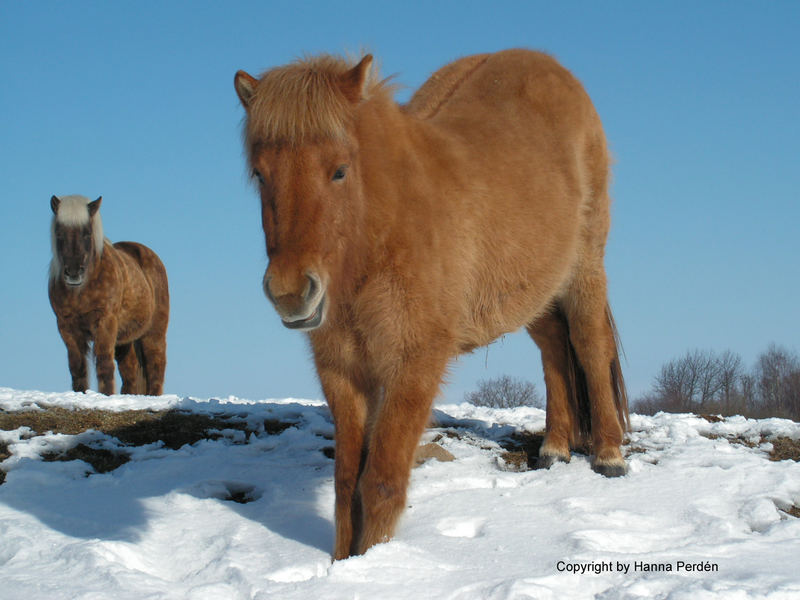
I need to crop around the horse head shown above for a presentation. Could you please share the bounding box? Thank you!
[234,55,374,331]
[50,195,104,289]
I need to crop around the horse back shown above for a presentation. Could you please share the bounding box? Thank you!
[397,50,610,348]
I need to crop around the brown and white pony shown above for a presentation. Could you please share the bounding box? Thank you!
[48,195,169,396]
[234,49,629,558]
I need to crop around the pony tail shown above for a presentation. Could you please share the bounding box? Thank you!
[563,302,630,449]
[607,304,630,432]
[134,340,147,394]
[564,328,592,448]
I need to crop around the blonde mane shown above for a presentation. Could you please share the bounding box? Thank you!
[243,54,391,151]
[49,195,106,281]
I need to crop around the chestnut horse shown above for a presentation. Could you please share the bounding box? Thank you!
[48,195,169,395]
[234,49,628,558]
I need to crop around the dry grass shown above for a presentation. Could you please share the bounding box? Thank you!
[783,505,800,519]
[42,444,130,474]
[498,431,545,470]
[769,437,800,462]
[0,405,296,484]
[699,414,724,423]
[3,405,797,487]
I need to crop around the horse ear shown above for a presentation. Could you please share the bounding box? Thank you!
[339,54,373,104]
[51,195,60,214]
[234,71,258,109]
[88,196,102,217]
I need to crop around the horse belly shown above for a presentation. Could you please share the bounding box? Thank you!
[116,266,156,344]
[453,174,583,351]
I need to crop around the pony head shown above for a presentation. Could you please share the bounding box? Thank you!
[50,194,104,289]
[235,54,379,331]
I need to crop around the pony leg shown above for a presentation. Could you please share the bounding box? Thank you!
[356,357,447,554]
[318,367,370,560]
[116,343,144,395]
[564,270,627,476]
[139,333,167,396]
[526,308,575,467]
[94,316,119,395]
[58,323,89,392]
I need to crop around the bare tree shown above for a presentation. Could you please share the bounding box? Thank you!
[637,344,800,420]
[653,350,723,411]
[465,375,543,409]
[642,349,746,415]
[753,344,800,418]
[717,350,746,415]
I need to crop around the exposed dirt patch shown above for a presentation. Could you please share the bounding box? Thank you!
[497,431,545,470]
[42,444,130,474]
[699,430,800,460]
[782,505,800,519]
[105,410,251,450]
[769,437,800,462]
[699,414,724,423]
[225,487,260,504]
[0,405,298,483]
[700,431,759,448]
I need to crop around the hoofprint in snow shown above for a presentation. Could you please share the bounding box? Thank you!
[1,387,799,600]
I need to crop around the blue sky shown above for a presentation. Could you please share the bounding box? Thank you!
[1,1,798,403]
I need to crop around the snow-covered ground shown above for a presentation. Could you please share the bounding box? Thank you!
[1,387,799,600]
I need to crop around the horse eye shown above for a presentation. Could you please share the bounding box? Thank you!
[332,165,347,181]
[253,169,265,186]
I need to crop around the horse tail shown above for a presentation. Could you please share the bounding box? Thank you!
[565,302,629,448]
[606,303,630,433]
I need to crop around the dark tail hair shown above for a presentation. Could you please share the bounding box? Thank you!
[607,304,630,432]
[133,339,147,394]
[564,303,629,447]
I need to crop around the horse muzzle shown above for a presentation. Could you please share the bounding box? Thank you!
[63,267,86,288]
[263,271,327,331]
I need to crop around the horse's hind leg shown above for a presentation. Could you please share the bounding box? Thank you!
[563,268,627,476]
[526,308,577,467]
[139,332,166,396]
[116,342,144,395]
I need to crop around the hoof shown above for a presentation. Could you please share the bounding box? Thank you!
[592,460,627,477]
[537,452,570,469]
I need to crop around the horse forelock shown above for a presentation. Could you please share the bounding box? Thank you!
[243,54,389,151]
[50,195,105,280]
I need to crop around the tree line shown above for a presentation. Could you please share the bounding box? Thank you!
[465,343,799,422]
[635,344,800,421]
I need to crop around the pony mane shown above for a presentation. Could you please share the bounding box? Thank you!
[49,195,106,281]
[243,54,392,151]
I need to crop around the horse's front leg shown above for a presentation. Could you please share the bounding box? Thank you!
[356,356,448,555]
[58,322,88,392]
[94,315,119,395]
[318,366,369,560]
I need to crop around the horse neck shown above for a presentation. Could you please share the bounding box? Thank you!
[355,99,450,236]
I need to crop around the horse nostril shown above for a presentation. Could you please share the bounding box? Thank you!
[305,273,319,302]
[263,274,276,304]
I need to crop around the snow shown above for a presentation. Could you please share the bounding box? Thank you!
[1,387,799,599]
